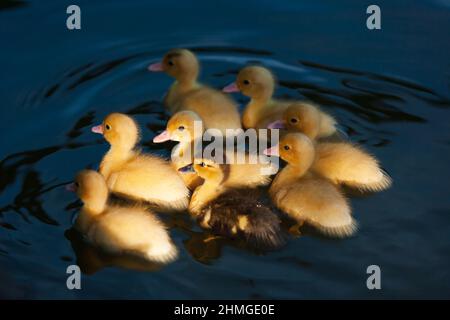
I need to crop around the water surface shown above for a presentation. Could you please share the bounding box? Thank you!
[1,0,450,299]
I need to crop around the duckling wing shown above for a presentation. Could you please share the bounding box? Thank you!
[314,142,392,192]
[178,87,242,132]
[275,177,357,238]
[199,189,285,250]
[91,207,178,263]
[226,157,273,188]
[106,154,189,210]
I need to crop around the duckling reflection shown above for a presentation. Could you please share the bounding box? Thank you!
[91,112,189,211]
[268,104,392,192]
[66,170,178,264]
[153,110,274,190]
[265,133,357,238]
[180,157,285,250]
[223,66,336,135]
[148,48,242,134]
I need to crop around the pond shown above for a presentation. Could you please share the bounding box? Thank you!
[0,0,450,299]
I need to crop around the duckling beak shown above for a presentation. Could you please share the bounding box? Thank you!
[222,82,239,93]
[263,145,279,157]
[148,62,164,72]
[178,164,195,173]
[65,183,77,192]
[153,130,171,143]
[267,119,286,129]
[91,125,103,135]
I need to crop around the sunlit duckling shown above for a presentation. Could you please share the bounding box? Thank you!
[223,66,336,134]
[91,113,189,211]
[148,48,242,134]
[264,133,357,238]
[267,104,392,192]
[179,158,285,249]
[267,103,337,140]
[67,170,178,263]
[153,110,274,189]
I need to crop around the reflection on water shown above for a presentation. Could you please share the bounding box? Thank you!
[65,229,164,274]
[1,0,450,299]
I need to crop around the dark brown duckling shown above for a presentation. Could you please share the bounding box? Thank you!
[180,158,285,250]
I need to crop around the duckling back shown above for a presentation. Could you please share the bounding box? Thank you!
[88,206,178,263]
[103,152,189,211]
[197,189,285,250]
[313,142,392,192]
[270,173,357,238]
[177,87,242,133]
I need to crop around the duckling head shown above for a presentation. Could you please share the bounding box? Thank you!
[153,111,203,143]
[264,133,315,170]
[268,103,321,140]
[223,66,275,101]
[192,157,226,184]
[72,170,108,214]
[148,49,199,83]
[92,113,140,151]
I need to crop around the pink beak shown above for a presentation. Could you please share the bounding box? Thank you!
[65,183,77,192]
[267,119,286,130]
[148,62,164,72]
[263,145,280,157]
[153,130,171,143]
[222,82,240,93]
[91,125,103,134]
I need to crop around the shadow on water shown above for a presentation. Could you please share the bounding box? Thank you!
[0,0,27,11]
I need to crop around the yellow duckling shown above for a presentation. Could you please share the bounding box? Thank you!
[179,158,285,249]
[267,103,337,140]
[153,110,273,189]
[264,133,357,238]
[67,170,178,263]
[91,113,189,211]
[223,66,336,134]
[148,48,242,134]
[267,104,392,192]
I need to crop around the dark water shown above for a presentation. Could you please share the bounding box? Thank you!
[1,0,450,299]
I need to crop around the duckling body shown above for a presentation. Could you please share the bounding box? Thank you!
[223,66,336,135]
[265,133,357,237]
[313,142,392,192]
[92,113,189,211]
[148,49,242,134]
[267,104,391,192]
[71,170,178,263]
[181,158,284,249]
[153,111,273,189]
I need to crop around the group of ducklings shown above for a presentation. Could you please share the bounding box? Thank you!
[67,48,392,265]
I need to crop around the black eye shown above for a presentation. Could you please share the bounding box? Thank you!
[284,145,290,151]
[105,124,111,130]
[201,162,207,167]
[243,80,250,85]
[75,182,79,187]
[168,60,174,66]
[290,118,298,124]
[178,126,185,131]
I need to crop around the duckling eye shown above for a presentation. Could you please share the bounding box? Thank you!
[75,182,79,188]
[243,80,250,85]
[178,126,185,131]
[200,162,207,167]
[105,124,111,130]
[168,60,174,66]
[290,118,298,124]
[284,145,290,151]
